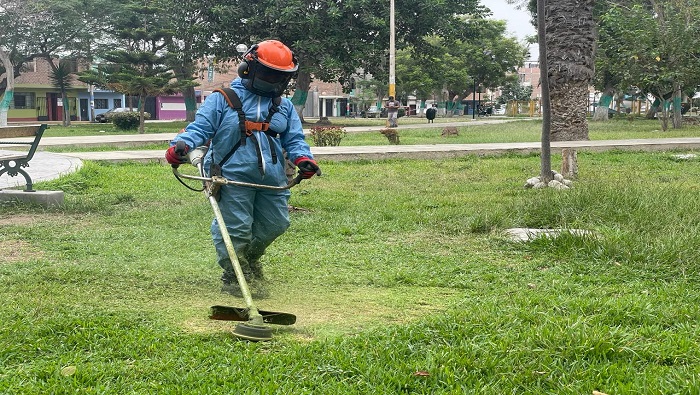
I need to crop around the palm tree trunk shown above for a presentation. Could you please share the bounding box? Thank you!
[545,0,594,142]
[545,0,595,178]
[291,71,311,123]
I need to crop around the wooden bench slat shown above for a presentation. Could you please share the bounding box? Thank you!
[0,153,27,160]
[0,125,43,139]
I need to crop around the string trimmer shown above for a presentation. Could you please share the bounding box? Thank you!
[171,141,310,341]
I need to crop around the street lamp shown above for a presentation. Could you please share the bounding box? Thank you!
[236,44,248,54]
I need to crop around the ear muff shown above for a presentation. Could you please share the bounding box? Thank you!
[237,60,250,78]
[237,44,258,79]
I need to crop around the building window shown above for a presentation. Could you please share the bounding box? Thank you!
[12,92,35,109]
[519,73,526,83]
[113,99,122,108]
[19,61,36,73]
[95,99,108,109]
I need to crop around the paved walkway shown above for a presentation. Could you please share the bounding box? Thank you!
[3,119,700,190]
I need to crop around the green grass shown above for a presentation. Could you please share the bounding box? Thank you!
[2,149,700,393]
[40,117,700,152]
[42,121,188,137]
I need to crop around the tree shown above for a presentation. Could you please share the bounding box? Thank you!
[155,0,217,122]
[498,77,533,102]
[48,60,75,127]
[0,0,40,126]
[597,0,700,130]
[393,18,527,115]
[200,0,489,122]
[0,0,114,125]
[79,0,193,133]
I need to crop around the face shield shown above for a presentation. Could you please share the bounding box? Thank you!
[244,63,295,98]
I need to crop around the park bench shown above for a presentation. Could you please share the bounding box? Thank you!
[0,124,48,192]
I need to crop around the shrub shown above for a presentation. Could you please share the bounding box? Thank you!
[310,126,347,147]
[112,112,150,130]
[380,128,400,144]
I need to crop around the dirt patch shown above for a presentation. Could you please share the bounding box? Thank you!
[180,284,463,340]
[0,214,43,227]
[0,239,44,263]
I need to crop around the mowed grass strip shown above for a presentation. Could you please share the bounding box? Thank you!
[1,149,700,393]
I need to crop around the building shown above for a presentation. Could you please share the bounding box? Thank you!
[518,61,542,99]
[6,57,124,122]
[4,56,356,122]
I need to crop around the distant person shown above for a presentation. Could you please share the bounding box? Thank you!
[426,104,437,123]
[386,96,400,128]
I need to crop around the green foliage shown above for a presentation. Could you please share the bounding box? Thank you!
[111,112,149,130]
[309,126,347,147]
[48,60,74,92]
[597,0,700,122]
[498,78,533,103]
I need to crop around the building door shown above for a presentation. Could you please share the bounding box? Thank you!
[319,98,334,117]
[338,99,348,116]
[47,93,60,121]
[80,99,89,121]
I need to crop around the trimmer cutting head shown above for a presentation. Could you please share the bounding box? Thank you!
[233,323,273,341]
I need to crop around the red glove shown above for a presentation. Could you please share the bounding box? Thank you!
[294,157,321,179]
[165,143,189,167]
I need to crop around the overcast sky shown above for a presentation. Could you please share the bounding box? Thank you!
[480,0,534,40]
[479,0,539,60]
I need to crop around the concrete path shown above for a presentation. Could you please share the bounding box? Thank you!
[0,150,82,190]
[3,119,700,189]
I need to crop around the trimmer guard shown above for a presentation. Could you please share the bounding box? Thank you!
[209,305,297,325]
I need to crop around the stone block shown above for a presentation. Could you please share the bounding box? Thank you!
[0,190,64,207]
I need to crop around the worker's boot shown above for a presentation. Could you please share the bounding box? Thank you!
[249,259,265,281]
[220,270,243,297]
[219,256,254,297]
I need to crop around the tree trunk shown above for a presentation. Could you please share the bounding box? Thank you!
[592,87,614,121]
[0,50,14,127]
[657,97,670,131]
[138,94,146,134]
[546,0,594,142]
[175,56,197,122]
[292,71,311,123]
[561,148,578,178]
[646,98,660,119]
[550,80,590,141]
[538,0,552,182]
[184,85,197,122]
[672,84,682,129]
[61,88,71,127]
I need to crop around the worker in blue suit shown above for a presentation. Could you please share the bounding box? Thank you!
[165,40,320,297]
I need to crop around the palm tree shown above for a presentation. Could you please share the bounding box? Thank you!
[48,59,74,127]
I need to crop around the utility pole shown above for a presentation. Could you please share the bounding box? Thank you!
[389,0,396,98]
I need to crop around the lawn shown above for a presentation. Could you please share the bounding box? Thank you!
[40,117,700,155]
[2,145,700,393]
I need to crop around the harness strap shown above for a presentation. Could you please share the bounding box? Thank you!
[213,88,282,175]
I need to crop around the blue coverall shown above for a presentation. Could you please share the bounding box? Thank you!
[170,78,314,278]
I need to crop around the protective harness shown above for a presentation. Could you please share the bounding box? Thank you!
[211,88,282,176]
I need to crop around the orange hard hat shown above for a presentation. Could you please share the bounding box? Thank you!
[248,40,298,72]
